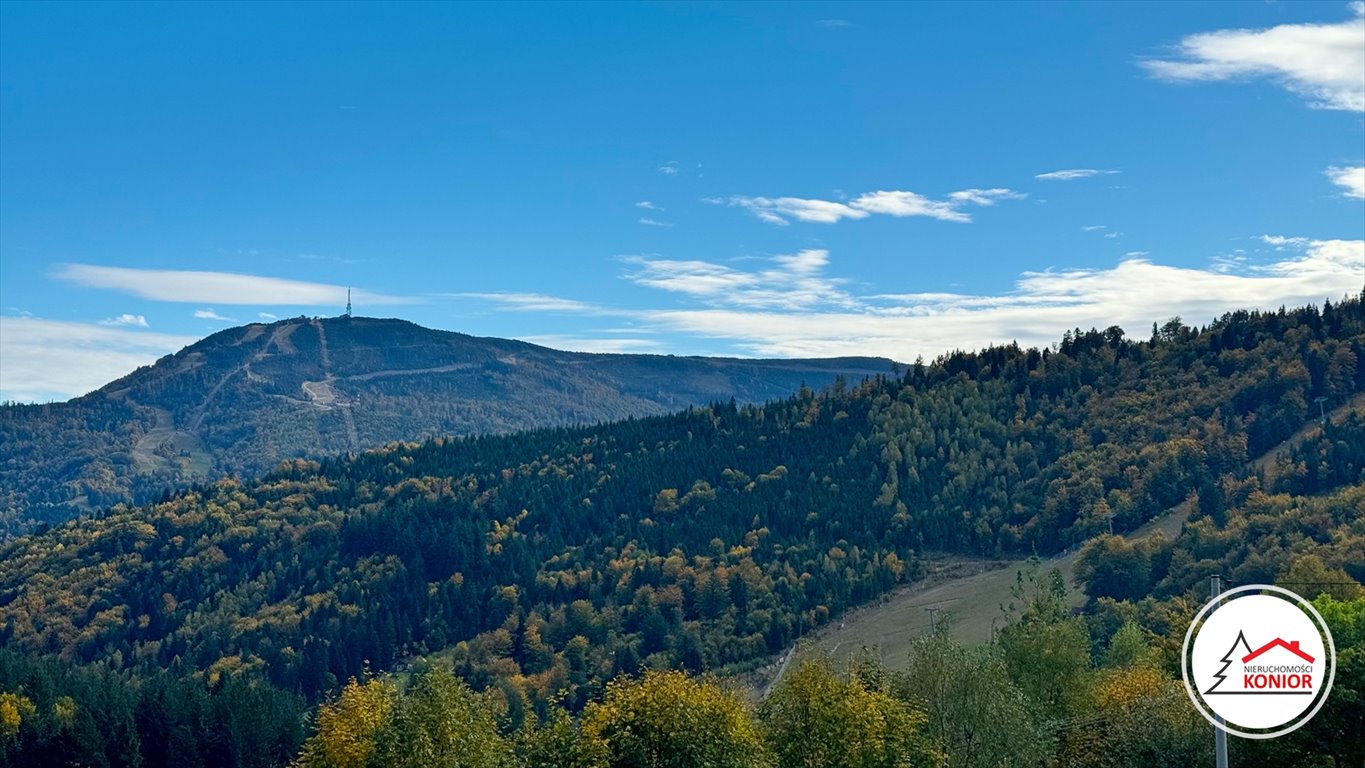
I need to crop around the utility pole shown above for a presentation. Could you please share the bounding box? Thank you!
[1211,574,1229,768]
[926,606,940,634]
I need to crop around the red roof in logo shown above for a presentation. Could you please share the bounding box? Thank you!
[1242,638,1315,664]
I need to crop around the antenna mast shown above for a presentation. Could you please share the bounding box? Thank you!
[345,288,352,318]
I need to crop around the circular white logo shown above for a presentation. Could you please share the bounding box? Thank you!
[1182,584,1336,739]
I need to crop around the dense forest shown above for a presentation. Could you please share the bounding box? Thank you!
[0,316,890,535]
[0,296,1361,766]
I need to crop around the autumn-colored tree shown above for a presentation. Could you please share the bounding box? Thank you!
[294,677,395,768]
[582,670,770,768]
[1278,553,1365,601]
[295,668,510,768]
[375,667,511,768]
[760,657,941,768]
[516,708,609,768]
[0,692,35,740]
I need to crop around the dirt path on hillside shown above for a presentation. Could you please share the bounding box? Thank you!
[751,396,1363,694]
[309,320,359,451]
[130,407,175,473]
[1252,391,1364,477]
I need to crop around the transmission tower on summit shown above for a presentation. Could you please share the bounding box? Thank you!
[345,288,352,318]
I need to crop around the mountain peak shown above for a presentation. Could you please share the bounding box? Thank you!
[3,317,893,530]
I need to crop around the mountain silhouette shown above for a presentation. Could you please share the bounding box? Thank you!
[0,316,893,532]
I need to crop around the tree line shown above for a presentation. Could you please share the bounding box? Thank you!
[0,296,1361,766]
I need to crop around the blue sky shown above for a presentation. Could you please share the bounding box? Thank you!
[2,0,1362,402]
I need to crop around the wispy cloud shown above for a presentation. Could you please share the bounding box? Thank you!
[1036,169,1121,181]
[1261,234,1311,248]
[635,201,662,210]
[193,308,236,322]
[719,187,1023,226]
[0,317,197,403]
[455,292,603,313]
[518,335,666,354]
[947,188,1023,206]
[98,313,148,327]
[1327,165,1365,198]
[1142,3,1365,112]
[1082,224,1108,231]
[623,249,858,311]
[639,218,675,227]
[642,239,1363,359]
[721,196,867,225]
[258,312,279,321]
[658,162,680,175]
[53,264,411,306]
[297,252,365,265]
[816,19,853,28]
[465,239,1362,363]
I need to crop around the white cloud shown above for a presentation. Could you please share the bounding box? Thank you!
[1261,234,1311,248]
[258,312,279,321]
[518,335,666,354]
[622,249,859,311]
[1104,232,1121,239]
[98,313,149,327]
[465,240,1363,363]
[456,292,603,313]
[1036,169,1121,181]
[658,162,680,175]
[816,19,853,28]
[193,308,236,322]
[635,201,661,210]
[721,196,867,225]
[639,218,675,227]
[1211,254,1247,274]
[720,186,1023,226]
[1327,165,1365,198]
[947,188,1025,206]
[638,239,1363,359]
[1082,224,1108,231]
[0,317,197,403]
[53,264,411,306]
[1143,4,1365,112]
[851,191,968,222]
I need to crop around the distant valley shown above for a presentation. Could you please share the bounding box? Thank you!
[0,316,892,533]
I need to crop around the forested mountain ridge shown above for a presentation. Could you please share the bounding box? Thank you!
[0,315,892,534]
[0,297,1361,766]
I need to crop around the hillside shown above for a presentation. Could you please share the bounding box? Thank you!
[780,390,1365,681]
[0,316,891,534]
[0,298,1360,766]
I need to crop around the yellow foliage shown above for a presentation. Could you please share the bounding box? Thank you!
[761,658,941,768]
[582,670,769,767]
[1092,666,1163,710]
[0,692,36,739]
[53,696,77,728]
[296,678,396,768]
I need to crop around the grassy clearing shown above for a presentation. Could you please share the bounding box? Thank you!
[750,394,1365,693]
